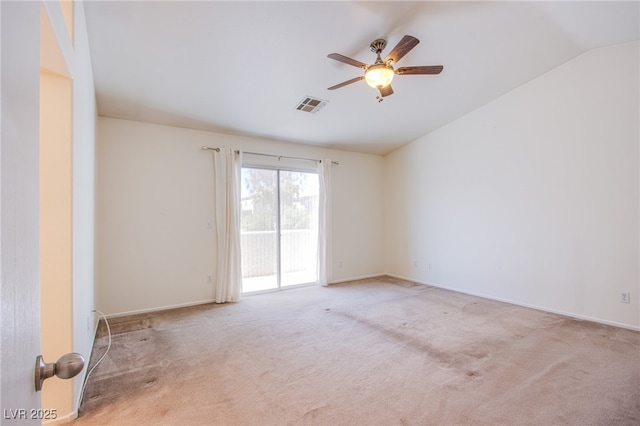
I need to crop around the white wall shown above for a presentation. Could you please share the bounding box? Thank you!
[96,117,384,316]
[384,41,639,330]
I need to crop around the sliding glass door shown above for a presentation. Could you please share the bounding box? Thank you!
[240,168,278,292]
[279,170,319,287]
[240,167,319,293]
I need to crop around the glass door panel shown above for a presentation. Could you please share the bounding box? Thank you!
[240,168,278,293]
[280,171,319,287]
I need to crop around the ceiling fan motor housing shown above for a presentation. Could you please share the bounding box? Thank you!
[369,39,387,55]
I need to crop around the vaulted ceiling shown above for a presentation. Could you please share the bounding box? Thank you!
[84,1,639,155]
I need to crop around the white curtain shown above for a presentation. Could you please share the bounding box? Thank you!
[318,159,333,286]
[213,148,243,303]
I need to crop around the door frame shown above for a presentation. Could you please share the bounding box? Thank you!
[240,165,320,294]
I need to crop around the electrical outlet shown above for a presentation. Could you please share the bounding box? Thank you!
[620,292,630,303]
[207,275,212,283]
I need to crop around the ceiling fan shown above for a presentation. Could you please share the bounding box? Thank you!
[327,35,443,101]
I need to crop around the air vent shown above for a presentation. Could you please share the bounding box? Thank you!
[295,96,327,113]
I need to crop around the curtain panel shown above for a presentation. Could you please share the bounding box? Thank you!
[213,148,243,302]
[318,159,333,286]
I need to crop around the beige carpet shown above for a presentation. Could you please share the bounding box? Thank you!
[74,276,640,425]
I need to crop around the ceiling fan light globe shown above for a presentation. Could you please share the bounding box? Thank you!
[365,64,394,88]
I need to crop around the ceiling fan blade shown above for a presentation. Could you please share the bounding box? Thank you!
[384,35,419,65]
[327,53,368,69]
[396,65,444,75]
[327,76,364,90]
[379,85,394,97]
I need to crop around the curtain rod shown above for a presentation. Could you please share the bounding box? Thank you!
[201,146,339,165]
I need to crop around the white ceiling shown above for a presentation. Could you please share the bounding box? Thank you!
[84,1,639,156]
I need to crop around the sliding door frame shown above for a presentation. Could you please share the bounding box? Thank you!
[241,164,319,294]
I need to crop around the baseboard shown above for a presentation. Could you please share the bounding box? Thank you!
[103,274,389,318]
[100,274,640,330]
[385,273,640,332]
[103,298,218,319]
[330,273,387,285]
[42,409,77,425]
